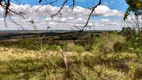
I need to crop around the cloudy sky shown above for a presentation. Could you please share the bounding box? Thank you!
[0,0,140,30]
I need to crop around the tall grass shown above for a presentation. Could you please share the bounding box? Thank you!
[0,32,142,80]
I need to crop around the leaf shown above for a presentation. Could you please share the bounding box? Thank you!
[123,7,131,20]
[136,3,142,8]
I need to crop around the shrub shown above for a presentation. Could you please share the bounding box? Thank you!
[44,44,59,51]
[84,44,92,51]
[134,67,142,79]
[113,41,127,52]
[58,42,67,50]
[16,39,35,50]
[92,32,125,54]
[44,43,50,50]
[73,44,85,53]
[93,65,126,80]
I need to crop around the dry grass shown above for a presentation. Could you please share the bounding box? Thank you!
[0,47,41,61]
[0,46,92,61]
[0,46,142,80]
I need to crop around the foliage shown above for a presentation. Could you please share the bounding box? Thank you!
[44,44,60,51]
[121,27,136,41]
[58,42,67,50]
[0,31,142,79]
[134,67,142,79]
[0,46,141,80]
[72,44,85,53]
[120,27,142,58]
[91,32,125,53]
[124,0,142,20]
[1,30,142,80]
[113,41,127,52]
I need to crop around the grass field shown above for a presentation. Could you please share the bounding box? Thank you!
[0,31,142,80]
[0,46,142,80]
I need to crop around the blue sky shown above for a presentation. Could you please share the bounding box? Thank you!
[12,0,128,21]
[0,0,135,30]
[13,0,128,12]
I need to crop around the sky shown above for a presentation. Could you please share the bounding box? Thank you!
[0,0,141,30]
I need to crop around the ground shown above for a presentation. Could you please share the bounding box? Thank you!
[0,46,142,80]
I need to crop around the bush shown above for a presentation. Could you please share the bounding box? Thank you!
[73,45,85,53]
[113,41,127,52]
[58,42,67,50]
[16,39,36,50]
[44,44,59,51]
[127,35,142,58]
[91,32,125,54]
[134,67,142,79]
[93,65,126,80]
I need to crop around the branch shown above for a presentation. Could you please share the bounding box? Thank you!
[36,0,59,11]
[60,48,71,79]
[8,13,25,30]
[81,0,102,31]
[51,0,68,17]
[0,3,23,17]
[0,0,101,31]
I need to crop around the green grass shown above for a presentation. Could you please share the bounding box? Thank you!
[0,32,142,80]
[0,46,141,80]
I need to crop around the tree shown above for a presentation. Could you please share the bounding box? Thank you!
[0,0,141,31]
[124,0,142,46]
[124,0,142,20]
[0,0,102,31]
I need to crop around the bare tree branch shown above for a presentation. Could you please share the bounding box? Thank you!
[81,0,102,31]
[39,0,42,3]
[51,0,68,18]
[0,0,102,31]
[8,13,25,30]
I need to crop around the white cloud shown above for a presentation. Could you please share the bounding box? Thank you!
[123,15,142,29]
[94,5,123,17]
[0,3,124,30]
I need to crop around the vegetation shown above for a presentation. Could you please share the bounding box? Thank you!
[0,46,141,80]
[0,0,141,79]
[0,29,142,80]
[124,0,142,20]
